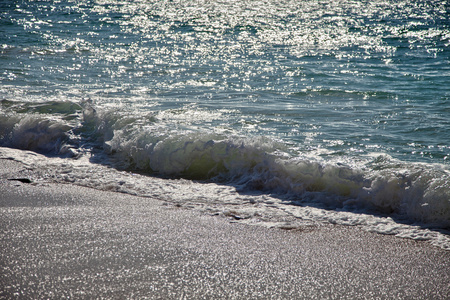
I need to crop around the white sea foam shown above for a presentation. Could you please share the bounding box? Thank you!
[1,146,449,250]
[1,103,449,231]
[1,100,449,254]
[0,112,71,153]
[82,106,450,227]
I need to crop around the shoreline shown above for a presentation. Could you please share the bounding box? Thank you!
[1,158,449,299]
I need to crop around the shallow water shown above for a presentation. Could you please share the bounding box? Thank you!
[1,1,449,248]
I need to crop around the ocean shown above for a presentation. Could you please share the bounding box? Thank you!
[1,0,449,249]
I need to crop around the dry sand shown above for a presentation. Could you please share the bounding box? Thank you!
[1,158,449,299]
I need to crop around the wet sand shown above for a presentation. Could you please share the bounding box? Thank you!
[1,158,449,299]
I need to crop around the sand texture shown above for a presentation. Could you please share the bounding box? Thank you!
[1,158,449,299]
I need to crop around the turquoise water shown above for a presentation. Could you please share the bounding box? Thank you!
[1,1,450,237]
[1,0,449,163]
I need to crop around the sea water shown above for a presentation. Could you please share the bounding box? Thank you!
[1,0,449,249]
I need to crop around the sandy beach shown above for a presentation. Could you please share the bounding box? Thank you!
[0,158,449,299]
[2,0,450,298]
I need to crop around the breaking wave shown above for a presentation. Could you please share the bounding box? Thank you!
[1,100,449,229]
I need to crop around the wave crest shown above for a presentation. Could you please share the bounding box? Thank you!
[1,102,449,228]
